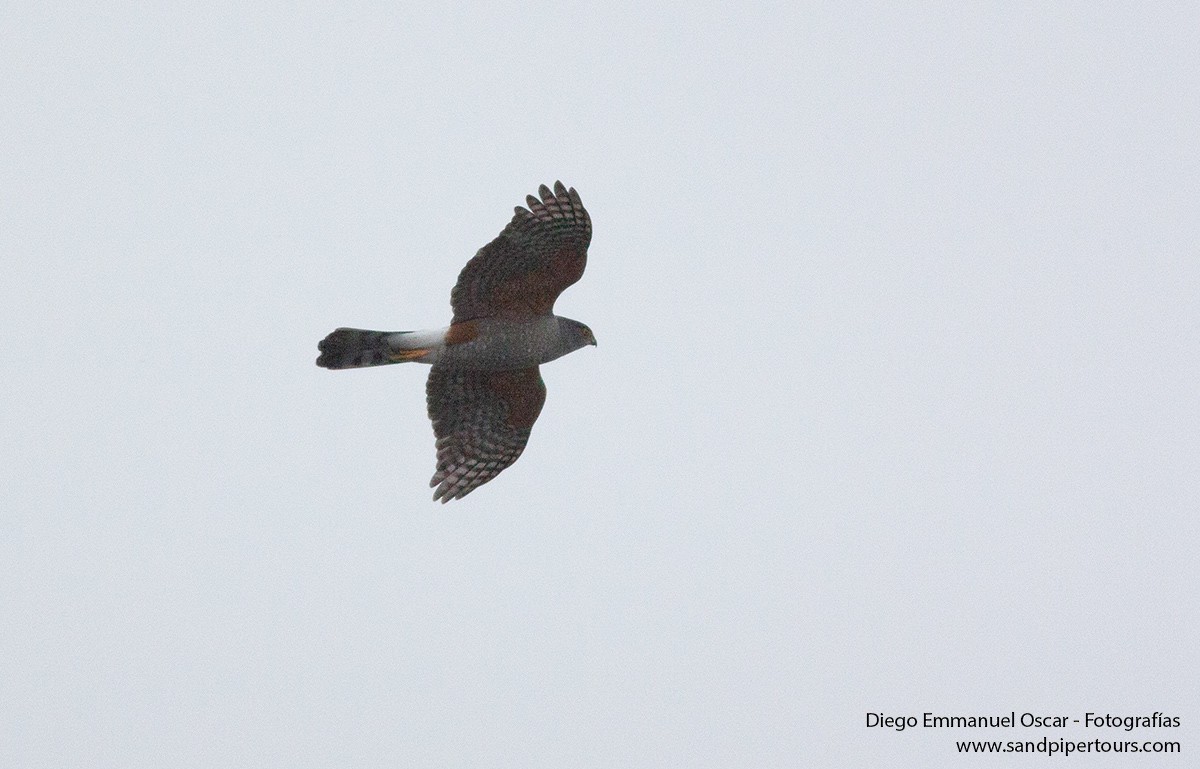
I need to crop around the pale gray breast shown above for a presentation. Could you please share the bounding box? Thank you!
[439,317,566,371]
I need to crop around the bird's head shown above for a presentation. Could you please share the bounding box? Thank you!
[560,317,597,350]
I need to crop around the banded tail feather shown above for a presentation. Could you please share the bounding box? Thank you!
[316,328,434,369]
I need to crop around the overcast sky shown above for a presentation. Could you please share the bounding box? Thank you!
[3,2,1198,766]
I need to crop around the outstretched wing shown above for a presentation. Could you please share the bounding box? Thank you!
[426,365,547,502]
[450,181,591,322]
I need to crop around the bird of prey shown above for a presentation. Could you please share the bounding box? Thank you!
[317,182,596,502]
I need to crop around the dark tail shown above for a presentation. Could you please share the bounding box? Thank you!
[316,328,401,369]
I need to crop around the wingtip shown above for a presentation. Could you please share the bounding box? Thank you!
[430,473,455,503]
[431,485,466,504]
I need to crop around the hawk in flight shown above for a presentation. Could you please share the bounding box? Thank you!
[317,182,596,502]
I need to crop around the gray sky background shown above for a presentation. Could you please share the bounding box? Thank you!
[3,2,1197,766]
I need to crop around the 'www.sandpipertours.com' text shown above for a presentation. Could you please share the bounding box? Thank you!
[866,711,1181,757]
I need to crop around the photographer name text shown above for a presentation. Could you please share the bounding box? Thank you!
[866,711,1179,731]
